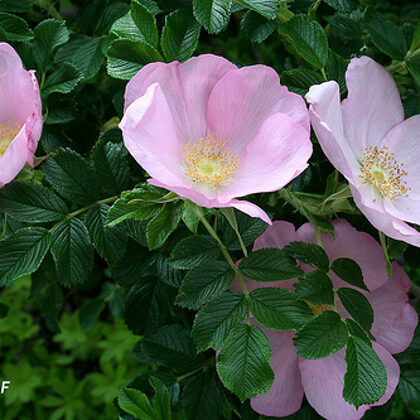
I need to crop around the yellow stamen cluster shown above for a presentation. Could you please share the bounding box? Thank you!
[359,145,409,200]
[0,120,21,157]
[182,136,240,190]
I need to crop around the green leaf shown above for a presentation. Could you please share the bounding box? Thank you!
[278,15,328,69]
[283,241,330,271]
[343,336,387,408]
[235,0,278,19]
[220,210,267,251]
[111,12,147,42]
[161,8,200,62]
[337,288,374,334]
[131,0,159,47]
[192,291,247,352]
[118,387,155,420]
[106,39,163,80]
[295,270,334,305]
[281,67,324,96]
[294,311,348,359]
[51,218,93,287]
[192,0,232,34]
[216,324,274,401]
[140,324,204,372]
[43,148,102,205]
[329,14,361,40]
[176,261,235,310]
[125,277,162,335]
[406,56,420,88]
[72,36,111,80]
[0,182,68,223]
[146,201,183,250]
[326,50,350,95]
[240,10,278,43]
[0,0,30,12]
[107,198,152,226]
[42,63,82,97]
[345,319,370,344]
[33,19,70,71]
[331,257,368,291]
[84,204,127,265]
[181,371,224,420]
[169,235,220,270]
[92,141,131,196]
[150,377,172,420]
[362,8,408,60]
[238,248,303,282]
[249,288,313,330]
[156,255,183,288]
[79,296,105,330]
[323,0,358,12]
[399,370,420,409]
[0,227,51,287]
[0,12,33,41]
[40,283,64,333]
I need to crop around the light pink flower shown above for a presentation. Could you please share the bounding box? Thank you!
[119,54,312,224]
[0,43,42,188]
[306,56,420,246]
[237,219,417,420]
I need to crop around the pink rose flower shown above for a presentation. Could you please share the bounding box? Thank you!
[0,43,42,188]
[119,54,312,224]
[306,56,420,246]
[235,219,417,420]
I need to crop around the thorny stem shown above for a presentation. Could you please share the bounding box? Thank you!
[192,205,250,300]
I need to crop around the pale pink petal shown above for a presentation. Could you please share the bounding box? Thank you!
[251,328,304,417]
[370,262,418,354]
[254,220,296,251]
[217,113,312,203]
[237,220,297,291]
[378,115,420,224]
[25,70,42,155]
[341,56,404,154]
[124,55,236,142]
[299,342,399,420]
[0,43,39,125]
[120,83,188,189]
[296,219,388,291]
[351,185,420,247]
[148,178,271,224]
[207,65,309,155]
[0,125,32,187]
[229,199,271,225]
[306,81,359,180]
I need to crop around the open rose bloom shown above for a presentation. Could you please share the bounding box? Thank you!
[306,57,420,246]
[236,219,417,420]
[119,54,312,224]
[0,43,42,187]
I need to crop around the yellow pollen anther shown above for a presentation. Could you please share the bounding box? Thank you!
[359,145,410,201]
[182,136,240,190]
[0,120,21,157]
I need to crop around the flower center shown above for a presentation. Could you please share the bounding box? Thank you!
[0,120,21,157]
[182,136,239,190]
[359,145,410,200]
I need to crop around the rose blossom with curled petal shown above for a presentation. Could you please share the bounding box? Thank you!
[119,54,312,224]
[232,219,417,420]
[0,43,42,188]
[306,56,420,246]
